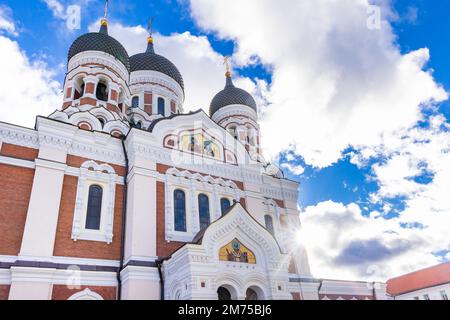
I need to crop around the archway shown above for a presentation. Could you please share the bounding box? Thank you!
[245,286,265,300]
[217,284,238,300]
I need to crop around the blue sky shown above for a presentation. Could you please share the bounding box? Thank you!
[0,0,449,280]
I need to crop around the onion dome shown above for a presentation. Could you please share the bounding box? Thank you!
[210,72,257,116]
[130,36,184,90]
[68,19,130,71]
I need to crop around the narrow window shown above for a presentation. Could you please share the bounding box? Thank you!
[85,185,103,230]
[96,82,108,101]
[423,294,430,300]
[79,82,85,98]
[198,194,210,229]
[158,97,165,116]
[132,96,139,108]
[265,215,275,235]
[220,198,231,216]
[440,291,448,300]
[174,189,187,232]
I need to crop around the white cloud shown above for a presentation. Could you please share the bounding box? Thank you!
[43,0,66,19]
[0,36,62,128]
[187,0,450,280]
[300,201,442,281]
[0,5,18,36]
[188,0,448,168]
[89,21,252,113]
[280,162,305,176]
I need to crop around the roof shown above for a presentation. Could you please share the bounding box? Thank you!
[387,262,450,296]
[68,24,130,71]
[130,42,184,90]
[210,76,257,116]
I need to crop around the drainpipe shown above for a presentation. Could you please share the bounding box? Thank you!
[317,279,323,300]
[117,135,130,300]
[372,281,376,301]
[156,257,170,301]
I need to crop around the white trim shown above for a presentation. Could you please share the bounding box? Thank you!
[71,160,117,244]
[68,288,104,300]
[0,156,35,169]
[120,266,160,283]
[0,269,11,285]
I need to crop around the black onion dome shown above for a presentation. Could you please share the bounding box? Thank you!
[210,76,257,116]
[68,23,130,71]
[130,41,184,90]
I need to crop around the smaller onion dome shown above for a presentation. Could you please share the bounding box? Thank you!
[68,19,130,71]
[210,72,257,117]
[130,36,184,90]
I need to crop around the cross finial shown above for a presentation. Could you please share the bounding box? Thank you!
[147,17,154,44]
[149,17,153,37]
[101,0,109,26]
[223,56,231,77]
[104,0,109,19]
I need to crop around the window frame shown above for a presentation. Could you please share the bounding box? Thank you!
[264,214,275,236]
[71,161,118,244]
[85,184,104,231]
[157,97,166,116]
[173,188,187,233]
[220,197,232,216]
[131,96,140,109]
[198,193,211,230]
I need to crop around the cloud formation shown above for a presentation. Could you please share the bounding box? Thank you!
[188,0,447,168]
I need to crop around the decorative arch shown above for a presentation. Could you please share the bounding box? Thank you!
[68,288,104,300]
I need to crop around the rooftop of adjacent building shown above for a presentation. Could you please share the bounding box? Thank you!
[387,261,450,296]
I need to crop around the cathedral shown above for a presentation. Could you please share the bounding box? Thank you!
[0,7,389,300]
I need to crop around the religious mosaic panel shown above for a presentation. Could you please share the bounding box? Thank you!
[219,238,256,264]
[180,132,222,160]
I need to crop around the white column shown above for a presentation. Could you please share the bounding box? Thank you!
[123,166,157,263]
[19,159,67,258]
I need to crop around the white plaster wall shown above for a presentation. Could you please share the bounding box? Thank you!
[124,168,157,261]
[19,160,66,258]
[9,282,52,300]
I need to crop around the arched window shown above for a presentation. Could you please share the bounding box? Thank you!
[174,189,186,232]
[228,126,238,140]
[198,194,210,229]
[220,198,231,216]
[158,97,165,116]
[85,185,103,230]
[132,96,139,108]
[80,82,85,98]
[98,118,105,128]
[96,82,108,101]
[217,287,232,301]
[265,215,275,235]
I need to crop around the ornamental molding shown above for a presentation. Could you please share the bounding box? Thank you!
[212,104,258,123]
[68,51,130,84]
[130,70,184,101]
[68,288,104,301]
[71,160,118,244]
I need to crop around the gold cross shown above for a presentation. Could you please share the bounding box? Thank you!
[223,56,231,74]
[104,0,109,20]
[149,17,154,36]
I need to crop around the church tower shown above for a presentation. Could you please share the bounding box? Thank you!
[56,1,131,137]
[128,20,185,130]
[210,61,261,159]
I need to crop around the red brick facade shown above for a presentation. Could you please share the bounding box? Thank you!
[53,175,124,260]
[0,143,39,161]
[0,164,34,255]
[0,285,10,300]
[52,285,117,300]
[66,154,126,176]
